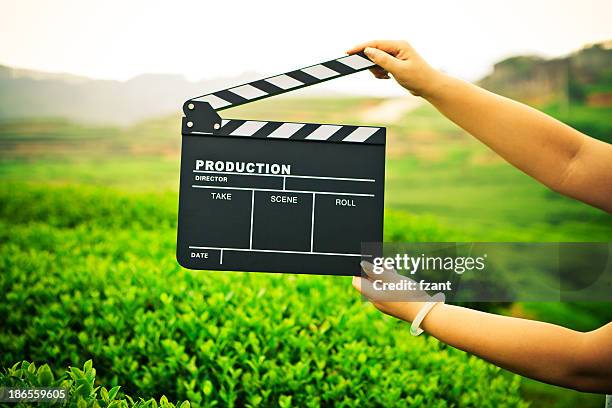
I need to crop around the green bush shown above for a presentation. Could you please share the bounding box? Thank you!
[0,360,187,407]
[0,183,528,407]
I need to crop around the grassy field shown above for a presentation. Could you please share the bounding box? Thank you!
[1,183,530,407]
[1,97,610,406]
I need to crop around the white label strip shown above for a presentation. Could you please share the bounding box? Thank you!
[343,127,379,142]
[305,125,342,140]
[230,84,268,100]
[230,121,268,136]
[266,74,304,90]
[267,122,306,138]
[337,54,375,70]
[198,94,231,109]
[301,65,339,80]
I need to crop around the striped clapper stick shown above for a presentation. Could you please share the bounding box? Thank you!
[177,52,385,276]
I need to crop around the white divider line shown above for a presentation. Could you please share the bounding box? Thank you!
[220,249,223,264]
[189,245,370,258]
[192,184,374,197]
[310,193,315,252]
[283,176,286,190]
[249,190,255,249]
[193,170,375,183]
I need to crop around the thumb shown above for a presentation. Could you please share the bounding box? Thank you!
[364,47,400,72]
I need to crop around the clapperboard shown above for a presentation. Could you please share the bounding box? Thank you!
[177,52,385,276]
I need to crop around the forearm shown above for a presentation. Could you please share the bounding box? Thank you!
[354,41,612,210]
[417,304,612,393]
[424,74,587,191]
[354,267,612,392]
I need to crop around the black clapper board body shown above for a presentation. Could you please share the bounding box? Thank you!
[177,52,385,276]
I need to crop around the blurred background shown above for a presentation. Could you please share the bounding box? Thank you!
[1,1,611,407]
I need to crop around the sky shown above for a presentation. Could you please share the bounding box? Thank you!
[1,0,611,96]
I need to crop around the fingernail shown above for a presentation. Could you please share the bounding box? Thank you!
[364,47,374,55]
[360,261,372,273]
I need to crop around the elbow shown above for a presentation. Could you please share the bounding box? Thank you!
[549,154,612,213]
[556,332,612,394]
[561,374,612,394]
[549,148,581,197]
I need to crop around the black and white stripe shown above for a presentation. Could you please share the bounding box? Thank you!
[190,52,375,111]
[190,119,384,145]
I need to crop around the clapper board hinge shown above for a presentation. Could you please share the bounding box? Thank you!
[182,51,378,136]
[182,101,222,134]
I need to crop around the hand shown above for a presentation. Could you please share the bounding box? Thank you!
[352,261,430,323]
[346,40,442,97]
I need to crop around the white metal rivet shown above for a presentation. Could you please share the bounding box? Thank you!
[187,121,193,128]
[188,103,194,110]
[214,123,221,130]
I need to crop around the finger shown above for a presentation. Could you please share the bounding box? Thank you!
[372,71,390,79]
[360,260,397,281]
[363,47,401,73]
[346,40,404,56]
[369,67,390,79]
[352,275,362,292]
[373,72,390,79]
[352,276,378,299]
[359,261,379,280]
[370,66,387,74]
[359,260,400,281]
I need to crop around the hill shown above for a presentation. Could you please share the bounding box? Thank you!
[0,65,261,124]
[479,40,612,106]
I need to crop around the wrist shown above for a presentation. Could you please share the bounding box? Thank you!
[419,70,453,101]
[397,301,428,322]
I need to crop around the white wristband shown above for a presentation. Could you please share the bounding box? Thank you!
[410,292,445,336]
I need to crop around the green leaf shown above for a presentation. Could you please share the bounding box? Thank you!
[248,395,263,407]
[108,386,121,400]
[279,395,292,408]
[202,380,213,396]
[100,387,109,403]
[37,364,54,386]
